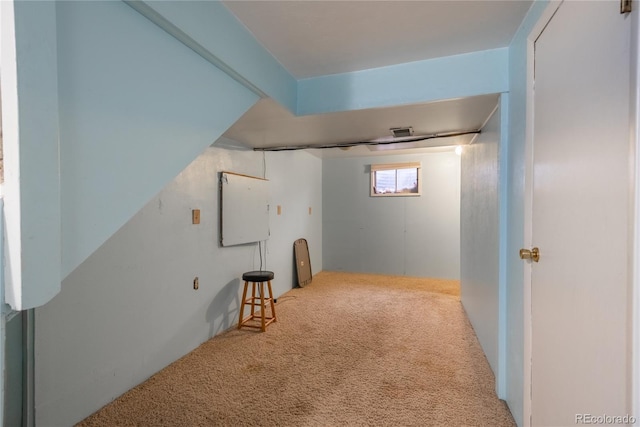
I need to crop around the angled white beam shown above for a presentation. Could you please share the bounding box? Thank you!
[1,0,60,310]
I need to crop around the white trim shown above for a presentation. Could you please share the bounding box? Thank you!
[1,0,61,310]
[1,0,23,310]
[23,309,34,427]
[0,198,5,427]
[522,3,563,426]
[497,93,509,399]
[370,162,421,172]
[630,5,640,422]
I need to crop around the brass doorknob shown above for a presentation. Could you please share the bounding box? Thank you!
[520,247,540,262]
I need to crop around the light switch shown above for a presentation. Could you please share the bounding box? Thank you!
[192,209,200,224]
[309,207,312,215]
[277,205,282,215]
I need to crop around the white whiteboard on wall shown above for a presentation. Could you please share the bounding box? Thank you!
[220,172,270,246]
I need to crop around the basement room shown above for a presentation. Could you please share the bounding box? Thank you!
[1,1,638,426]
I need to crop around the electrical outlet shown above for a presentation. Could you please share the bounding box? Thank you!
[193,277,199,290]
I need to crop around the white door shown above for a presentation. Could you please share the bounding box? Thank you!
[531,2,631,425]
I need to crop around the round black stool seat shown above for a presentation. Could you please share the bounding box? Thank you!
[242,270,274,282]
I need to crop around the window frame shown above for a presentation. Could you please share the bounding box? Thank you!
[370,162,422,197]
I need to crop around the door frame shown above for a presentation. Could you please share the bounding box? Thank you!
[522,4,561,424]
[629,4,640,421]
[522,2,640,425]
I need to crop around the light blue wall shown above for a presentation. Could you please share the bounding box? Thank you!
[505,2,549,425]
[57,1,259,278]
[323,152,460,279]
[126,1,297,112]
[5,1,513,312]
[298,48,508,115]
[460,103,500,383]
[267,151,323,278]
[34,146,322,426]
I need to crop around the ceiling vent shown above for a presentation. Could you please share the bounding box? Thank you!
[390,127,414,138]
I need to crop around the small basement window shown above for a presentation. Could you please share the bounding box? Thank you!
[370,162,421,197]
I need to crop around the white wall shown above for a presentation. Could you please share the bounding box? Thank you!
[323,152,460,279]
[34,146,322,426]
[460,104,500,378]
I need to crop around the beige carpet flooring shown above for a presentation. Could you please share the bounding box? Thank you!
[78,271,515,426]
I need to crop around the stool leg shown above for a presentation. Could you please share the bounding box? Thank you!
[238,281,249,329]
[267,280,277,322]
[250,282,256,319]
[259,282,267,332]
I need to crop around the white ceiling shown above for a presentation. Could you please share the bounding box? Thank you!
[220,1,532,157]
[223,1,533,79]
[223,94,499,158]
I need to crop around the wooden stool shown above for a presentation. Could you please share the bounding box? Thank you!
[238,271,277,332]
